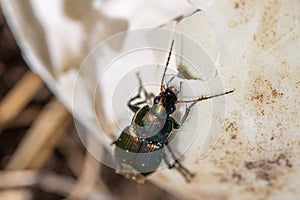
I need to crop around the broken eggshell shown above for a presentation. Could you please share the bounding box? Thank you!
[1,0,195,145]
[150,1,300,200]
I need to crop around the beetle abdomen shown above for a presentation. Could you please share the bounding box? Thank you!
[113,108,175,176]
[114,128,165,175]
[115,148,164,174]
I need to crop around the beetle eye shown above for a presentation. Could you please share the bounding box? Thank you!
[154,96,160,104]
[170,106,175,113]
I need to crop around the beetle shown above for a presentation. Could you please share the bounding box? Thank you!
[112,40,234,183]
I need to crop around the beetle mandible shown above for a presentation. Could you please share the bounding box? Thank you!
[112,40,234,183]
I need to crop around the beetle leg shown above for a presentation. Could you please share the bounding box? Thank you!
[178,81,183,93]
[166,75,176,87]
[164,145,195,182]
[166,145,195,177]
[169,117,180,129]
[178,101,198,126]
[163,155,194,182]
[128,73,155,113]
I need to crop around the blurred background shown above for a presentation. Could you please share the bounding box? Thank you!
[0,7,178,200]
[1,0,299,199]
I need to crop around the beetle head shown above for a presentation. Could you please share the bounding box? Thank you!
[154,86,178,115]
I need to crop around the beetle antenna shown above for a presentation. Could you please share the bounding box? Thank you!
[166,75,176,88]
[161,40,175,93]
[177,89,235,103]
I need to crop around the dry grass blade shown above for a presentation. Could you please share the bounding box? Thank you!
[68,152,101,199]
[0,170,76,196]
[0,189,32,200]
[57,133,85,177]
[0,71,43,133]
[67,134,113,200]
[38,171,76,196]
[0,170,37,188]
[5,100,71,170]
[6,105,42,128]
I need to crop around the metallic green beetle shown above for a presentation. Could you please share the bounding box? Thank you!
[113,40,234,183]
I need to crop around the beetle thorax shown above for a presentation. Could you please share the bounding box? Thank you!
[150,103,167,119]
